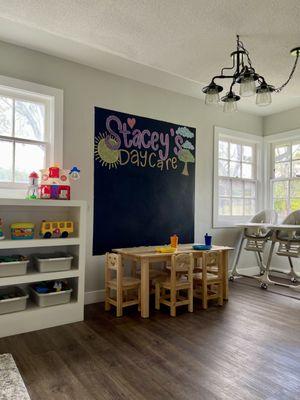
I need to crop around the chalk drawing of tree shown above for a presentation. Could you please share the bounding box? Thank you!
[176,127,195,176]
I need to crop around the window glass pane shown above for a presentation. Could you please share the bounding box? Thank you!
[242,145,253,162]
[290,180,300,197]
[15,143,45,183]
[232,180,243,197]
[292,143,300,160]
[219,179,231,196]
[232,198,243,216]
[292,161,300,177]
[273,180,288,198]
[244,181,256,198]
[291,198,300,211]
[0,97,13,136]
[230,143,241,161]
[275,145,290,162]
[275,162,290,178]
[273,199,288,219]
[229,161,241,178]
[0,140,13,181]
[218,140,228,159]
[15,100,45,141]
[244,199,255,215]
[219,198,231,216]
[218,160,229,177]
[242,163,253,179]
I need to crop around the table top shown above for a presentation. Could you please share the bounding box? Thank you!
[113,244,234,258]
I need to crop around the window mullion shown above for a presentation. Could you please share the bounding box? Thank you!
[12,99,16,183]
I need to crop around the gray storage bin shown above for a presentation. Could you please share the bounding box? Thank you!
[33,253,73,273]
[0,259,29,278]
[0,287,28,315]
[30,287,73,307]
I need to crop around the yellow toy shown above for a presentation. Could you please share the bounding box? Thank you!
[40,220,74,239]
[155,246,177,253]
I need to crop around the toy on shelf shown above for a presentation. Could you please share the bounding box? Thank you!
[0,218,5,240]
[26,171,39,199]
[40,220,74,239]
[11,223,35,240]
[39,163,80,200]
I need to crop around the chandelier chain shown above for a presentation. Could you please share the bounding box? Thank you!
[275,52,299,93]
[237,37,253,70]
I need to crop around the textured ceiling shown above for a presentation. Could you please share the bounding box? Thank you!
[0,0,299,115]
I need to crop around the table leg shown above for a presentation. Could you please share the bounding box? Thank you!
[222,250,229,300]
[141,258,150,318]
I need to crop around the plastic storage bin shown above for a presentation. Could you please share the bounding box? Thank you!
[33,253,73,273]
[0,258,29,278]
[30,287,73,307]
[0,287,28,315]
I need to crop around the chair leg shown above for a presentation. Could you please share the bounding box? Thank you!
[105,286,111,311]
[170,287,176,317]
[218,283,224,306]
[202,284,208,310]
[188,285,193,313]
[116,288,123,317]
[138,286,141,312]
[155,282,160,310]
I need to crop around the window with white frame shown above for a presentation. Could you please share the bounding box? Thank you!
[214,128,261,227]
[271,141,300,220]
[0,76,63,194]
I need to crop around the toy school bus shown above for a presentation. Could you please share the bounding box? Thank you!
[40,220,74,239]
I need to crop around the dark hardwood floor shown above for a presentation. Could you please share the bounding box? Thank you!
[0,280,299,400]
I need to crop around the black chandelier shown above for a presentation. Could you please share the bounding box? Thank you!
[202,35,300,112]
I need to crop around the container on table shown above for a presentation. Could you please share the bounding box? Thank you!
[0,256,29,277]
[30,284,73,307]
[33,253,73,273]
[0,287,29,315]
[11,223,35,240]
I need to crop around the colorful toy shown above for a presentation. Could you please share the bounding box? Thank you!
[170,234,179,248]
[11,223,35,240]
[0,219,4,240]
[40,220,74,239]
[38,163,80,200]
[26,171,39,199]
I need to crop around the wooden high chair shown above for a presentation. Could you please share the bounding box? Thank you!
[155,253,193,317]
[105,252,140,317]
[193,251,223,309]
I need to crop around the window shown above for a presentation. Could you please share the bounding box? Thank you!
[0,75,63,196]
[271,141,300,220]
[214,127,262,227]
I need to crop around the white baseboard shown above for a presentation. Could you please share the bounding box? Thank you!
[84,289,105,305]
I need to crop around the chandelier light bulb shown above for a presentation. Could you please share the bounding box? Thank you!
[239,76,256,97]
[256,83,272,106]
[205,89,220,105]
[221,91,240,113]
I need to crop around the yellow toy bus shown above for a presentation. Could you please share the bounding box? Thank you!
[40,220,74,239]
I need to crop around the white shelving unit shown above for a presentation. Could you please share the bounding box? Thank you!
[0,198,86,338]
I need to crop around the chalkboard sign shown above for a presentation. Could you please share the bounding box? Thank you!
[93,107,196,255]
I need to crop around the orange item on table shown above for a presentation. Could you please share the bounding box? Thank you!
[170,234,179,248]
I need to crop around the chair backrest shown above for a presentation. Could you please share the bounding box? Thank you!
[250,209,278,224]
[202,251,222,280]
[282,210,300,225]
[105,252,123,288]
[171,253,193,272]
[277,210,300,240]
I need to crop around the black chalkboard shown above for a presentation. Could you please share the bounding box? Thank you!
[93,107,196,255]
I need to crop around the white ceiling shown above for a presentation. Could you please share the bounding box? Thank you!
[0,0,300,116]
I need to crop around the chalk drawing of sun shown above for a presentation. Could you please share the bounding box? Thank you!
[94,133,120,169]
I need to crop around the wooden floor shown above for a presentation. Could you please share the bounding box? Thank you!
[0,280,299,400]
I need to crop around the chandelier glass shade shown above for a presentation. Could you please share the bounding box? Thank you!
[202,35,300,112]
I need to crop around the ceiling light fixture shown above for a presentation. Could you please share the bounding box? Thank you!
[203,35,300,112]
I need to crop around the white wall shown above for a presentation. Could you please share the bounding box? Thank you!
[264,106,300,136]
[0,40,263,300]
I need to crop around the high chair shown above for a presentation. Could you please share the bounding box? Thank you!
[155,253,193,317]
[105,252,140,317]
[193,251,223,309]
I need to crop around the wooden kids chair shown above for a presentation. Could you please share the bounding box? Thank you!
[155,253,193,317]
[105,252,140,317]
[193,251,223,309]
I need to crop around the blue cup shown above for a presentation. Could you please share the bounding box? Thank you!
[204,233,212,247]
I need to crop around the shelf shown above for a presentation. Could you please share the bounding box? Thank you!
[0,199,85,207]
[0,238,80,250]
[0,267,80,286]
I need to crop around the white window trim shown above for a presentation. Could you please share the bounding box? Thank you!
[213,126,263,228]
[0,75,63,194]
[264,128,300,220]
